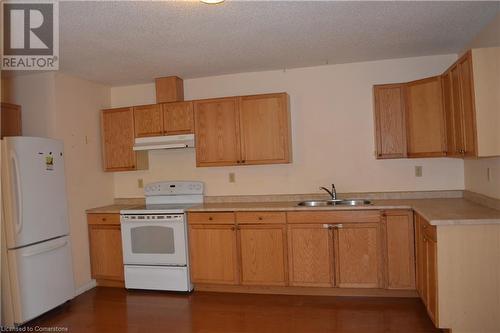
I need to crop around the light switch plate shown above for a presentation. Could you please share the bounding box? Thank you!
[229,172,236,183]
[137,178,144,188]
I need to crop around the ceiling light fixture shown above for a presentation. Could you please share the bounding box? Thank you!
[200,0,224,4]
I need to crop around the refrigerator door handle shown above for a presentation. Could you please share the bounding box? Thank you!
[21,239,68,257]
[11,152,23,234]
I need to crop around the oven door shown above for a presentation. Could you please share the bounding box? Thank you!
[120,216,187,266]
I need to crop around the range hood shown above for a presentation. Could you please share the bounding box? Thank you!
[133,134,195,151]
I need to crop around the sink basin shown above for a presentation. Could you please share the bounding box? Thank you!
[297,199,372,207]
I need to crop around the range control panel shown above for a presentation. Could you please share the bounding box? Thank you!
[144,181,204,196]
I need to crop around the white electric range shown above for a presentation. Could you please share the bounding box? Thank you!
[120,181,204,292]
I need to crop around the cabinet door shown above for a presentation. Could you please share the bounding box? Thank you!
[163,101,194,135]
[451,65,465,155]
[442,71,458,157]
[194,97,241,166]
[239,225,287,286]
[188,224,239,284]
[1,102,22,138]
[405,76,447,157]
[133,104,163,138]
[415,214,428,303]
[384,210,416,290]
[425,233,438,325]
[288,224,334,287]
[101,107,137,171]
[239,93,291,164]
[89,224,124,281]
[334,222,382,288]
[373,84,407,158]
[457,53,477,157]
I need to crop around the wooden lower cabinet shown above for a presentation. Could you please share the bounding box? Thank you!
[334,222,383,288]
[188,210,415,294]
[415,213,438,326]
[87,213,124,284]
[383,210,416,290]
[288,224,334,287]
[188,224,239,285]
[1,102,22,139]
[239,225,287,286]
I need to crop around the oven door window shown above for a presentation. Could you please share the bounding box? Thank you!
[130,226,175,254]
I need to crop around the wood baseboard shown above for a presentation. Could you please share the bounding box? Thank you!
[96,279,125,288]
[194,283,418,298]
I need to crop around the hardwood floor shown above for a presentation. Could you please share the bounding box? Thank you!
[27,287,440,333]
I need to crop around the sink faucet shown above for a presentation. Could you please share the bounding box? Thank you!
[320,184,337,200]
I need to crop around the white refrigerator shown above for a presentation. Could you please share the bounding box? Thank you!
[1,137,74,327]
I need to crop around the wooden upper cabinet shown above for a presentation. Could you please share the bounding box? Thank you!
[373,84,407,159]
[450,65,465,156]
[239,224,287,286]
[162,101,194,135]
[287,224,334,287]
[133,104,163,138]
[194,97,241,166]
[333,222,383,288]
[457,53,477,157]
[1,102,22,139]
[194,93,291,167]
[405,76,447,157]
[441,70,458,157]
[188,224,239,285]
[239,93,291,164]
[155,76,184,103]
[101,107,147,171]
[383,210,416,290]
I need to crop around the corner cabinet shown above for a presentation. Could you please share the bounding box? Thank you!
[194,93,291,167]
[415,213,438,327]
[101,107,148,171]
[374,47,499,159]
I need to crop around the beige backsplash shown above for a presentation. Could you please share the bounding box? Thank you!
[114,190,464,205]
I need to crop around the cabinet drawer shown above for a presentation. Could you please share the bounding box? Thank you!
[236,212,286,224]
[287,210,380,224]
[188,212,235,224]
[87,213,120,225]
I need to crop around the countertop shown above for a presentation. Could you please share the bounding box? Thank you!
[86,198,500,226]
[187,198,500,226]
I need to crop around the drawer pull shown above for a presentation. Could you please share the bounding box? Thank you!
[258,216,263,221]
[208,217,213,221]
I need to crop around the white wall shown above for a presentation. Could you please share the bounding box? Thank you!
[463,13,500,200]
[1,72,56,137]
[2,73,114,290]
[111,54,464,197]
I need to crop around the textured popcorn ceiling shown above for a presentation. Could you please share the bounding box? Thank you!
[58,1,499,85]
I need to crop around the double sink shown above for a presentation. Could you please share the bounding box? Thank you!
[297,199,372,207]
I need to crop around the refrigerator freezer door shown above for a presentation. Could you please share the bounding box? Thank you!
[6,236,74,326]
[2,137,69,249]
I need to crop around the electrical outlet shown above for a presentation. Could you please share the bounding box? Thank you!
[415,166,423,177]
[137,178,144,188]
[229,172,236,183]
